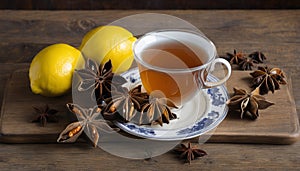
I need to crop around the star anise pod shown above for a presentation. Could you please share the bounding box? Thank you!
[139,96,177,126]
[57,103,119,147]
[250,66,287,95]
[103,84,177,125]
[238,57,256,70]
[32,104,58,127]
[221,49,246,64]
[226,88,274,120]
[174,142,207,164]
[249,51,266,63]
[75,58,127,101]
[103,85,149,123]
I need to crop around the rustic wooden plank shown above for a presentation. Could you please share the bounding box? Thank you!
[0,43,48,63]
[1,41,299,69]
[208,71,299,144]
[0,10,299,170]
[0,10,298,64]
[0,10,298,44]
[0,63,29,113]
[0,69,72,143]
[0,142,299,170]
[0,69,298,144]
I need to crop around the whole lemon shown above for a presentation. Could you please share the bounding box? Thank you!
[79,25,136,73]
[29,43,82,97]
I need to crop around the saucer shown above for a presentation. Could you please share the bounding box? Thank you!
[115,67,229,141]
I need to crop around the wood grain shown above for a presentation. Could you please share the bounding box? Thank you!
[0,10,298,63]
[0,69,72,143]
[0,10,299,170]
[1,69,298,144]
[209,71,299,144]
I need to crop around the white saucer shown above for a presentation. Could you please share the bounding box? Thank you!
[115,67,229,141]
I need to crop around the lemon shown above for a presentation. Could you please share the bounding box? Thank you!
[29,43,82,97]
[79,25,136,73]
[102,36,137,73]
[78,26,103,50]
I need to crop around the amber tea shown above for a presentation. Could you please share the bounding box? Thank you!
[134,30,231,106]
[139,38,208,105]
[140,39,206,69]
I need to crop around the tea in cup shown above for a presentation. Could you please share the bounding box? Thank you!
[133,29,231,106]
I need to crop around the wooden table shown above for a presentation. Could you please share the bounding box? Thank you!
[0,10,299,170]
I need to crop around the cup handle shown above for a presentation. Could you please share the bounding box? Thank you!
[201,58,231,88]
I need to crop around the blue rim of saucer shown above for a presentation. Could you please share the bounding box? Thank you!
[115,67,229,141]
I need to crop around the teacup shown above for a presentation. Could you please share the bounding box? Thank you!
[133,29,231,106]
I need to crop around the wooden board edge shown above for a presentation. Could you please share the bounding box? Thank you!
[289,106,300,143]
[206,133,300,145]
[187,134,300,145]
[0,133,89,144]
[0,133,58,143]
[286,75,300,140]
[207,112,300,145]
[0,70,14,137]
[0,69,30,134]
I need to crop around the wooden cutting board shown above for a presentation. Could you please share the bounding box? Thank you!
[0,69,299,144]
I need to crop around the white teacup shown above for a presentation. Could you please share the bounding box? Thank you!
[133,29,231,106]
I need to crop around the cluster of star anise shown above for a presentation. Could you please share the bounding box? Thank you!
[221,50,266,70]
[56,58,178,147]
[102,85,177,126]
[75,58,178,126]
[226,65,287,119]
[221,49,289,119]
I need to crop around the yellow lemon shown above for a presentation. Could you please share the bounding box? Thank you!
[78,26,103,50]
[29,43,82,97]
[79,25,136,73]
[102,36,136,73]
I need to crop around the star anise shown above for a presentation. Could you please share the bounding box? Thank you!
[103,85,149,123]
[226,88,274,120]
[238,57,256,70]
[139,96,177,126]
[75,58,127,101]
[221,49,246,64]
[250,66,287,95]
[103,85,177,126]
[57,103,119,147]
[174,142,207,164]
[32,104,58,127]
[249,51,266,63]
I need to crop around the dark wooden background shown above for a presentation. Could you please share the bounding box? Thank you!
[0,0,299,10]
[0,9,299,170]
